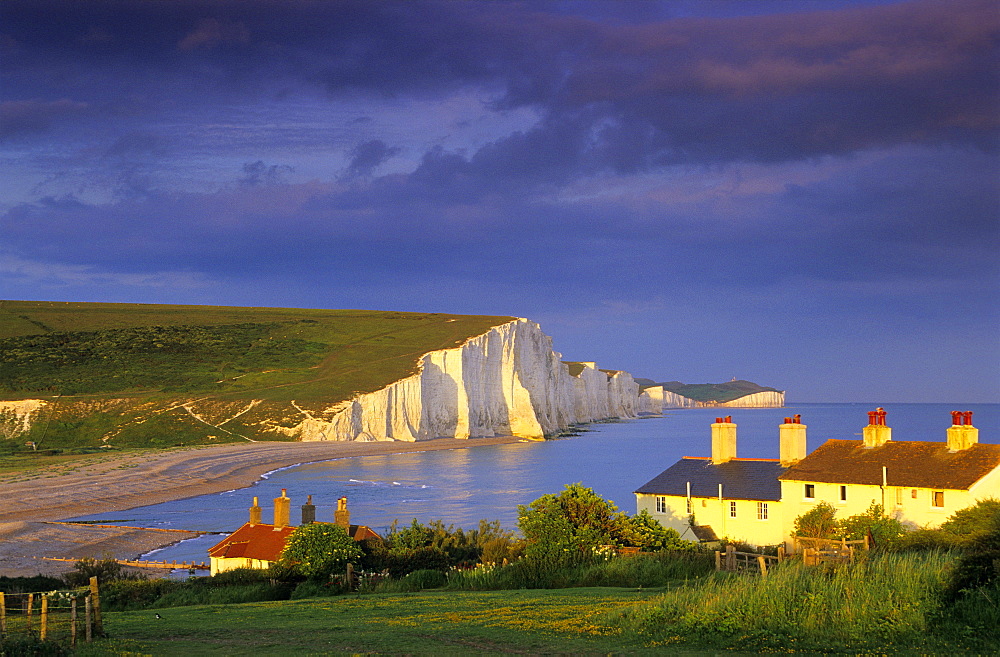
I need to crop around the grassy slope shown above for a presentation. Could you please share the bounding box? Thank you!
[0,300,516,448]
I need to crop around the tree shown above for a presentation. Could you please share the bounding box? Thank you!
[517,483,638,568]
[793,502,838,538]
[279,523,363,580]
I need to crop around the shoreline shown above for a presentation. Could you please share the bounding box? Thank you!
[0,435,526,577]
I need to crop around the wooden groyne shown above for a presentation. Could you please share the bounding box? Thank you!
[40,556,209,571]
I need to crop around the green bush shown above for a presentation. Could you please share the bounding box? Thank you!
[385,546,451,577]
[0,575,66,593]
[102,579,182,611]
[278,523,363,580]
[63,556,147,587]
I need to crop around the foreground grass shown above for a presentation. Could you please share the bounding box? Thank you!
[614,550,1000,653]
[79,588,678,656]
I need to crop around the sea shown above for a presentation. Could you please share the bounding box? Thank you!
[69,402,999,570]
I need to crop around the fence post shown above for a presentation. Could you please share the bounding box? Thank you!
[757,555,768,577]
[40,595,48,641]
[726,544,735,571]
[89,576,103,637]
[71,597,78,647]
[0,591,5,638]
[26,593,33,634]
[85,595,92,643]
[714,550,721,571]
[777,545,786,562]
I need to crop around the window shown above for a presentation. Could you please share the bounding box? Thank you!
[895,488,903,506]
[912,489,918,499]
[730,501,737,518]
[655,496,667,514]
[839,485,847,502]
[757,502,768,520]
[932,491,944,508]
[686,498,692,514]
[804,484,815,499]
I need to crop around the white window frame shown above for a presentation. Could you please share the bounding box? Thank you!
[804,483,815,499]
[729,501,737,518]
[932,491,944,508]
[757,501,768,520]
[655,495,667,514]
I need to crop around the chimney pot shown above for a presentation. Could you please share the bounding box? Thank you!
[711,418,737,464]
[249,496,262,526]
[273,490,291,528]
[301,494,316,525]
[335,496,351,529]
[863,408,891,447]
[947,411,978,451]
[780,416,807,466]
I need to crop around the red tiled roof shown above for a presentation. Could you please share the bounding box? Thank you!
[208,522,382,563]
[778,440,1000,490]
[208,524,296,562]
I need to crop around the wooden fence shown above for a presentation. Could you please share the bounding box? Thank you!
[714,544,785,576]
[794,536,868,565]
[0,576,103,647]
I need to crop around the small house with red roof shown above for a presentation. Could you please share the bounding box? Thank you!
[208,490,380,575]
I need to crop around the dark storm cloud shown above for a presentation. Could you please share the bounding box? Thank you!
[0,99,89,140]
[3,0,995,166]
[345,140,402,177]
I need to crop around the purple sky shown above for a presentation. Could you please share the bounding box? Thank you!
[1,0,997,403]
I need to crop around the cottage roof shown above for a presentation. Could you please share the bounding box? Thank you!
[778,440,1000,490]
[208,523,296,563]
[635,457,786,501]
[208,522,381,563]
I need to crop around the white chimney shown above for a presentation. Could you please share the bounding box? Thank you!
[711,416,737,464]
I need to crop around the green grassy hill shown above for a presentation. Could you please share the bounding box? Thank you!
[0,300,515,450]
[653,379,782,403]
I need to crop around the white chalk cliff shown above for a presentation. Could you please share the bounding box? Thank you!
[715,390,785,408]
[272,319,639,442]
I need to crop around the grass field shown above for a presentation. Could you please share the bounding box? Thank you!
[79,588,670,656]
[0,301,515,448]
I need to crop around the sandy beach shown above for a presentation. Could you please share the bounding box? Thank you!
[0,436,524,577]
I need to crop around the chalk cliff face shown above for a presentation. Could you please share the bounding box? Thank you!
[0,400,48,440]
[715,391,785,408]
[637,386,699,414]
[272,319,639,442]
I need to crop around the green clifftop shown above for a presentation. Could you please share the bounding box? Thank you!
[0,300,515,449]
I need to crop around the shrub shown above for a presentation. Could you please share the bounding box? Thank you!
[839,503,905,548]
[943,511,1000,601]
[278,523,363,580]
[518,483,638,571]
[63,557,147,587]
[385,546,451,577]
[630,510,696,552]
[793,502,838,538]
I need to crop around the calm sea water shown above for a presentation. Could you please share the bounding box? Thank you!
[71,402,998,567]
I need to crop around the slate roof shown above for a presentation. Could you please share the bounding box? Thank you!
[778,440,1000,490]
[634,457,786,501]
